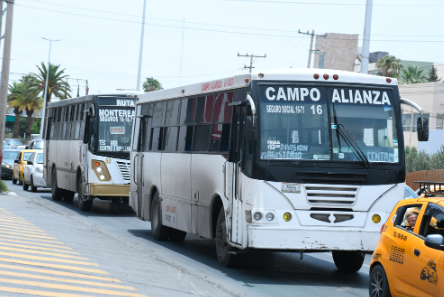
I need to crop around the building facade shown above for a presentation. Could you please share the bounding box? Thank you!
[313,33,359,72]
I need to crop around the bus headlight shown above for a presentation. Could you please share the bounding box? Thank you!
[253,212,262,221]
[372,214,381,224]
[91,160,111,181]
[266,212,275,221]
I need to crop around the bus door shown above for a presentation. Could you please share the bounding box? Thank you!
[130,114,143,218]
[44,117,52,184]
[229,105,245,246]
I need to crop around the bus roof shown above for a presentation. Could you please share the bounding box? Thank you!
[137,68,398,104]
[48,92,142,109]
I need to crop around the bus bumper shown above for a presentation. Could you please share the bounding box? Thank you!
[89,184,130,197]
[247,227,378,252]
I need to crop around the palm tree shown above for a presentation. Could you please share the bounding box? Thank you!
[375,55,403,79]
[7,81,25,138]
[401,66,428,84]
[143,77,163,92]
[8,78,43,139]
[30,62,71,103]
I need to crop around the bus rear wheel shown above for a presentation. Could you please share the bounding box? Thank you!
[151,191,171,241]
[332,251,365,272]
[51,169,63,201]
[215,208,238,267]
[77,176,92,211]
[169,229,187,242]
[64,191,75,202]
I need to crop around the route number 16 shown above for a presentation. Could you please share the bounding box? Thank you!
[310,105,323,115]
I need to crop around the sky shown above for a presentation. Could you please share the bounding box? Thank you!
[7,0,444,97]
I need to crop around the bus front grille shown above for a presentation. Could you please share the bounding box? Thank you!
[305,185,358,205]
[116,161,131,183]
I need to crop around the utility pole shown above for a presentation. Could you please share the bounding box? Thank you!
[360,0,373,74]
[237,53,266,73]
[136,0,147,91]
[298,30,328,68]
[39,38,60,138]
[179,18,185,86]
[0,0,14,178]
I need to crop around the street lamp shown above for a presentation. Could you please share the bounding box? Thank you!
[39,37,60,138]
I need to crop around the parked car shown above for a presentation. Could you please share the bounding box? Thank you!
[12,149,36,185]
[23,151,46,192]
[1,149,20,179]
[4,138,25,150]
[369,183,444,297]
[26,139,44,150]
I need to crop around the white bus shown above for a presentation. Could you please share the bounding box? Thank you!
[130,69,428,271]
[43,92,139,211]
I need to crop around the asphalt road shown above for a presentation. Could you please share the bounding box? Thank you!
[0,179,371,297]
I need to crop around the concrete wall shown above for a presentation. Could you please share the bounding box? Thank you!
[313,33,358,72]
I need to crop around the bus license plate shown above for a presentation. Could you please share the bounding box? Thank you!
[282,183,301,194]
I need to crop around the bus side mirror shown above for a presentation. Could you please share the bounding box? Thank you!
[245,115,257,141]
[417,116,429,142]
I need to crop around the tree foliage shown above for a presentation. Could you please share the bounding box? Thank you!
[375,55,403,78]
[405,145,444,173]
[8,75,44,138]
[30,62,71,103]
[427,66,441,82]
[401,66,428,84]
[143,77,163,92]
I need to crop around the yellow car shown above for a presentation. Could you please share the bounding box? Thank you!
[12,149,36,185]
[369,181,444,297]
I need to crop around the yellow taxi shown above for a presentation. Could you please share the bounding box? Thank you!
[369,181,444,297]
[12,149,36,185]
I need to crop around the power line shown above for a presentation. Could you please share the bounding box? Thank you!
[219,0,444,6]
[16,4,444,42]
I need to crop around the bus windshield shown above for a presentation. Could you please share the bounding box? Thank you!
[260,85,399,163]
[97,107,135,152]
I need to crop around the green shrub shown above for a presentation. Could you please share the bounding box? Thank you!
[0,180,8,193]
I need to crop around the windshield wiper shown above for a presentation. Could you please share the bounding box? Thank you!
[332,105,370,168]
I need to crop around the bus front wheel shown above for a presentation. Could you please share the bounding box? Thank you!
[51,169,63,201]
[215,208,238,267]
[332,251,365,272]
[77,176,92,211]
[151,191,171,241]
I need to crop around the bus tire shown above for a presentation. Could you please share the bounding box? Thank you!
[215,208,237,268]
[23,179,29,191]
[51,169,63,201]
[64,191,75,202]
[169,229,187,242]
[332,251,365,272]
[369,264,391,297]
[77,176,92,211]
[150,191,171,241]
[30,177,37,192]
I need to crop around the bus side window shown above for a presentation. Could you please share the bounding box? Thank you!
[193,125,211,152]
[88,115,96,150]
[79,104,84,121]
[243,140,254,175]
[73,105,79,121]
